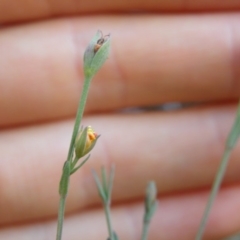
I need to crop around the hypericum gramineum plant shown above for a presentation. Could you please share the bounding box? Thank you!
[55,30,158,240]
[56,30,111,240]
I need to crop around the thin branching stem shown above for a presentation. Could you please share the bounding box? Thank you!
[195,148,231,240]
[141,219,151,240]
[55,30,110,240]
[56,77,92,240]
[104,202,114,240]
[66,77,92,162]
[56,196,67,240]
[196,101,240,240]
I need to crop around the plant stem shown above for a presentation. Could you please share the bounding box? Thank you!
[195,147,231,240]
[104,203,114,240]
[67,77,92,162]
[56,196,67,240]
[56,76,92,240]
[141,219,150,240]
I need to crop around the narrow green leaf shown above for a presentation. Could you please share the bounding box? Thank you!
[92,169,107,202]
[70,155,91,175]
[107,164,115,204]
[101,167,108,197]
[59,161,71,196]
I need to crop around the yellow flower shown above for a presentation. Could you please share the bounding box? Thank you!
[85,126,97,149]
[74,126,98,159]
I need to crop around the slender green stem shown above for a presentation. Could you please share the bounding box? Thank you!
[104,203,114,240]
[56,196,67,240]
[56,77,92,240]
[55,29,110,240]
[195,147,232,240]
[67,77,92,162]
[141,219,150,240]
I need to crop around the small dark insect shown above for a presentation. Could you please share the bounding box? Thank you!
[94,31,110,53]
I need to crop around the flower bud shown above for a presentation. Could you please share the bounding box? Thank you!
[143,181,158,223]
[145,181,157,212]
[75,126,99,159]
[83,30,111,79]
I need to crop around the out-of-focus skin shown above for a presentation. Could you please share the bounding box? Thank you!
[0,1,240,239]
